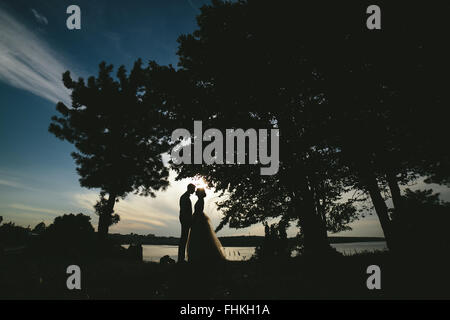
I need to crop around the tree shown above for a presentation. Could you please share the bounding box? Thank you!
[317,1,449,249]
[398,189,450,254]
[32,222,46,234]
[45,213,95,238]
[36,213,97,257]
[0,222,30,246]
[49,60,170,239]
[163,0,449,254]
[166,0,368,255]
[252,222,291,261]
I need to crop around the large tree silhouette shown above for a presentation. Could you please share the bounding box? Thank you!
[49,60,170,239]
[166,1,365,254]
[163,0,448,252]
[318,2,449,249]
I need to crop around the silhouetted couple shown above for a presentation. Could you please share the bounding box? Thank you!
[178,183,225,263]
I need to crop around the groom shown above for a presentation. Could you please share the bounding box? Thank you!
[178,183,196,263]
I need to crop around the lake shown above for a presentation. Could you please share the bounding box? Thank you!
[125,241,387,262]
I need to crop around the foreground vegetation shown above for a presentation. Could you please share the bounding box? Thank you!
[1,197,449,300]
[1,248,449,300]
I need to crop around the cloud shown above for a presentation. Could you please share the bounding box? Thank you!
[68,173,266,236]
[186,0,200,12]
[72,192,98,213]
[72,190,179,232]
[30,8,48,25]
[0,170,36,191]
[0,179,26,189]
[8,203,61,216]
[0,6,74,105]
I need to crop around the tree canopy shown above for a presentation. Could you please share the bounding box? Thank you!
[162,0,449,253]
[49,60,171,238]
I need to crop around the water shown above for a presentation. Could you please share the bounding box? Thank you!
[125,241,387,262]
[331,241,387,255]
[136,245,256,262]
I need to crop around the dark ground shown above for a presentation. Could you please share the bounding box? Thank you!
[1,249,449,300]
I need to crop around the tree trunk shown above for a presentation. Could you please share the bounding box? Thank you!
[98,193,116,241]
[360,171,395,250]
[386,170,403,220]
[299,209,331,255]
[296,178,331,255]
[385,170,407,249]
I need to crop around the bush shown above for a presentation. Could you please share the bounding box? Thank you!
[397,189,450,254]
[251,222,291,261]
[32,213,97,258]
[0,222,30,246]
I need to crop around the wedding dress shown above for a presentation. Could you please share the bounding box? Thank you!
[187,197,226,263]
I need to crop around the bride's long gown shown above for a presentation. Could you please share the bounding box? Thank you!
[187,198,226,263]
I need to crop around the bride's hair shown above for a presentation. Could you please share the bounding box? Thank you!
[195,188,206,198]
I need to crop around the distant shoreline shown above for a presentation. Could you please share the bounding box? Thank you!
[110,234,385,247]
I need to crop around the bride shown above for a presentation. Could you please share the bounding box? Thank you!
[187,188,226,263]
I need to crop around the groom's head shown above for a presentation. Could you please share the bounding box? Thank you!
[187,183,196,194]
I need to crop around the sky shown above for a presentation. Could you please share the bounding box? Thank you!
[0,1,448,238]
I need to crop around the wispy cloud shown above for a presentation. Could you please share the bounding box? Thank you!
[186,0,200,12]
[68,175,249,236]
[0,179,26,189]
[8,203,61,216]
[30,8,48,25]
[0,6,74,105]
[72,191,178,231]
[0,170,35,191]
[72,192,98,213]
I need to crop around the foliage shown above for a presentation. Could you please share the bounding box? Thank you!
[31,222,46,234]
[251,222,291,261]
[397,189,450,253]
[0,222,30,246]
[46,1,450,253]
[165,0,370,253]
[49,60,171,236]
[34,213,97,257]
[160,1,449,253]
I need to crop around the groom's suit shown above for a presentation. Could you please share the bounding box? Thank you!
[178,191,193,262]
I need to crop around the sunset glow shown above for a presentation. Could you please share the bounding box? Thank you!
[188,176,208,190]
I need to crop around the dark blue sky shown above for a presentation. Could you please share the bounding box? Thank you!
[0,0,405,237]
[0,0,232,236]
[0,0,206,169]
